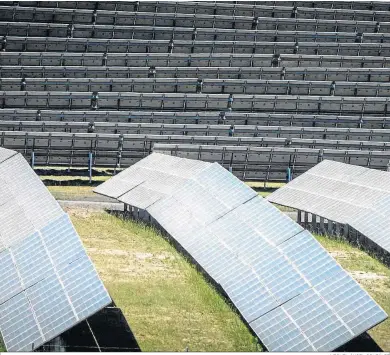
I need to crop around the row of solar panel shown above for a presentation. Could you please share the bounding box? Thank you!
[2,132,390,174]
[268,160,390,225]
[3,66,390,82]
[0,150,111,351]
[2,78,390,96]
[94,153,388,352]
[2,145,388,179]
[2,23,390,44]
[2,37,390,56]
[1,53,389,68]
[95,153,387,352]
[2,131,390,151]
[266,160,390,265]
[1,92,389,113]
[3,1,388,13]
[1,4,390,24]
[3,121,390,142]
[152,144,390,180]
[2,109,388,129]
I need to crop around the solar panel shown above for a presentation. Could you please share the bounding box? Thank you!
[348,195,390,255]
[95,153,211,209]
[0,147,17,164]
[11,232,53,288]
[0,148,112,352]
[194,163,257,210]
[96,153,387,351]
[0,154,64,230]
[0,250,23,304]
[0,292,44,352]
[26,271,77,342]
[233,197,304,246]
[120,185,167,210]
[268,159,390,256]
[57,256,111,320]
[40,214,87,269]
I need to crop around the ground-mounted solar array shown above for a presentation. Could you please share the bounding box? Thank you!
[0,147,111,352]
[267,159,390,263]
[2,1,390,181]
[95,152,388,352]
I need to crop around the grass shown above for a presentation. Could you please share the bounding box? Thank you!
[70,209,259,352]
[315,234,390,351]
[47,185,97,201]
[41,176,111,201]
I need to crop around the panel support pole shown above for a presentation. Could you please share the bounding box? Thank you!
[320,216,325,234]
[311,213,317,233]
[304,211,308,229]
[335,222,341,236]
[88,151,93,184]
[31,151,35,169]
[327,219,333,236]
[344,224,349,238]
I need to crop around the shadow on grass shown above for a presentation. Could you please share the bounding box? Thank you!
[336,332,382,352]
[42,179,101,187]
[35,168,114,177]
[251,187,278,194]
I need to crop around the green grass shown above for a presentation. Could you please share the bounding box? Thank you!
[47,185,97,201]
[71,210,259,352]
[315,234,390,351]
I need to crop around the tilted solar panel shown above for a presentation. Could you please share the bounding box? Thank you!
[348,195,390,258]
[95,153,211,209]
[267,159,390,257]
[0,148,111,351]
[0,147,17,164]
[95,153,387,352]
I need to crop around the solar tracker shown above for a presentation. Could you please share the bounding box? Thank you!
[0,148,111,351]
[267,159,390,257]
[95,153,387,352]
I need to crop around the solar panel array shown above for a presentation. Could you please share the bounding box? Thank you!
[0,147,111,351]
[152,143,390,182]
[1,1,390,180]
[95,152,387,352]
[267,159,390,258]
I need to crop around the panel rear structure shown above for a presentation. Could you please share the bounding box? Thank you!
[267,159,390,263]
[0,147,111,351]
[95,153,387,352]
